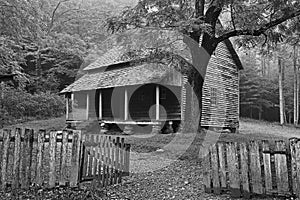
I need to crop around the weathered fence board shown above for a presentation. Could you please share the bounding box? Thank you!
[80,135,131,187]
[239,142,250,198]
[204,139,300,199]
[226,142,241,198]
[210,144,220,194]
[262,140,273,194]
[217,143,226,189]
[274,141,289,195]
[249,141,263,195]
[0,128,130,190]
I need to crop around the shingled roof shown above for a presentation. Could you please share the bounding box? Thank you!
[61,62,180,93]
[83,46,133,71]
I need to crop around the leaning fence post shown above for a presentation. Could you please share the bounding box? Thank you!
[70,130,81,187]
[13,128,21,189]
[1,129,10,190]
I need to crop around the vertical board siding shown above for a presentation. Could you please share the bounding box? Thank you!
[204,140,300,198]
[200,41,240,129]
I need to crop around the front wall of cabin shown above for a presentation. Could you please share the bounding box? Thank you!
[201,42,239,129]
[69,84,181,122]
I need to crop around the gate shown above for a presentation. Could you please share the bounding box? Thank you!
[203,139,300,198]
[79,134,131,187]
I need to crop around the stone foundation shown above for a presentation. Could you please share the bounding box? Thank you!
[151,125,161,134]
[123,125,134,135]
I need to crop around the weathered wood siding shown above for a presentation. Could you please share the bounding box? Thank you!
[201,41,239,129]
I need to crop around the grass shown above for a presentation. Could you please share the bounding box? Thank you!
[4,116,66,131]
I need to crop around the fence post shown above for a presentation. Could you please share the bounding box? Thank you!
[115,137,120,184]
[59,130,68,186]
[0,130,3,183]
[210,144,220,194]
[36,130,45,186]
[13,128,21,189]
[217,143,226,190]
[70,130,81,187]
[26,129,34,188]
[275,140,289,195]
[226,142,241,198]
[1,129,10,190]
[49,131,57,188]
[249,141,263,195]
[202,147,212,193]
[290,138,300,197]
[239,142,250,198]
[262,140,272,194]
[124,144,130,176]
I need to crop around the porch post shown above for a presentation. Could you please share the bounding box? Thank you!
[99,90,102,120]
[86,92,89,120]
[156,85,160,120]
[66,96,69,120]
[71,93,74,120]
[124,88,128,120]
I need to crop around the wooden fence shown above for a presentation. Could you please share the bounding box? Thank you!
[0,128,130,189]
[80,134,131,187]
[203,139,300,198]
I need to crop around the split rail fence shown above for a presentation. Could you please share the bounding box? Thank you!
[203,139,300,198]
[0,128,130,190]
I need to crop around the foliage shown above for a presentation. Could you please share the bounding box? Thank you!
[107,0,300,53]
[0,86,65,126]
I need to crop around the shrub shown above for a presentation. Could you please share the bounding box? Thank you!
[0,88,65,126]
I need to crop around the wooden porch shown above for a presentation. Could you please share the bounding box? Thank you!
[65,84,182,126]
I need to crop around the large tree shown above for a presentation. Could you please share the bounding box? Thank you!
[107,0,300,131]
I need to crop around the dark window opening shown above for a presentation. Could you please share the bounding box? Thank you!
[160,87,167,99]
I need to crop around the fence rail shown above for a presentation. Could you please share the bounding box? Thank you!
[0,128,130,190]
[203,139,300,198]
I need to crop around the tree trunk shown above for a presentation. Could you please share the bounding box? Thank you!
[278,56,285,125]
[258,106,262,120]
[294,45,299,125]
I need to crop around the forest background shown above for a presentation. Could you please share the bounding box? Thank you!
[1,0,299,127]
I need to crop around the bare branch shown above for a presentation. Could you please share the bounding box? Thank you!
[48,0,70,33]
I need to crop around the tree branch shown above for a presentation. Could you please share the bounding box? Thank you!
[216,9,300,43]
[48,0,70,33]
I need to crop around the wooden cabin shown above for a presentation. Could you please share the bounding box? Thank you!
[61,35,243,133]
